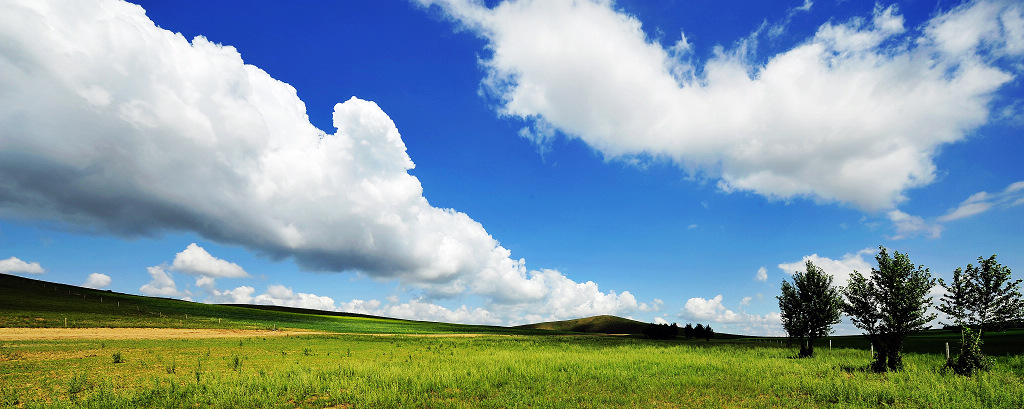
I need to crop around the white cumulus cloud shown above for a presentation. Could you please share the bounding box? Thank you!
[172,243,249,278]
[250,284,339,311]
[777,248,875,287]
[756,266,768,282]
[416,0,1022,211]
[680,294,782,335]
[0,257,44,274]
[683,295,738,322]
[139,266,188,298]
[0,0,650,321]
[83,273,112,289]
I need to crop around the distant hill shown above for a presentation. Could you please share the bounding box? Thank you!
[0,273,542,335]
[516,315,650,334]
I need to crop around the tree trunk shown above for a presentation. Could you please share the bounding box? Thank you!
[871,343,888,372]
[886,349,902,372]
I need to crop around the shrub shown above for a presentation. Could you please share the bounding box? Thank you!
[945,327,992,376]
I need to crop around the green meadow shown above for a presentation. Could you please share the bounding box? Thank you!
[2,273,1023,408]
[4,334,1024,408]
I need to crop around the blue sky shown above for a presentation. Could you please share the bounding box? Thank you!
[1,0,1022,335]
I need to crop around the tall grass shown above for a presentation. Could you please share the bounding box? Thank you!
[3,335,1021,408]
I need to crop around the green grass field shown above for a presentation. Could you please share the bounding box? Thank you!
[2,273,1023,408]
[0,273,552,335]
[3,334,1023,408]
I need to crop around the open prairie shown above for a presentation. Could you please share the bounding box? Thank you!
[3,332,1024,408]
[2,274,1023,408]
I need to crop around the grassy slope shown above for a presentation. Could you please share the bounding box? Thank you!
[516,315,648,334]
[0,273,547,335]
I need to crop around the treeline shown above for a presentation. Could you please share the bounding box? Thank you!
[778,246,1024,376]
[643,322,714,340]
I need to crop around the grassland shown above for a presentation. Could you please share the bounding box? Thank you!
[2,272,1023,408]
[0,273,551,335]
[3,334,1023,408]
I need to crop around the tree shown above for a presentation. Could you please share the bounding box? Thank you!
[777,260,843,357]
[643,322,679,340]
[940,255,1024,332]
[842,246,936,372]
[939,255,1023,375]
[937,265,972,329]
[683,323,694,339]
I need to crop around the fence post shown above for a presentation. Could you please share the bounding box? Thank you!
[946,342,950,360]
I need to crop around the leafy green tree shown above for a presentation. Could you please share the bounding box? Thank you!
[843,271,883,364]
[940,255,1024,332]
[778,279,801,344]
[937,266,972,329]
[842,246,936,372]
[777,260,843,357]
[939,255,1023,375]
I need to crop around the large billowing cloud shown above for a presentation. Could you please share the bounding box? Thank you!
[416,0,1023,211]
[0,0,642,324]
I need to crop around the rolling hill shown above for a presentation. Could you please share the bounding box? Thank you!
[0,272,543,335]
[516,315,649,334]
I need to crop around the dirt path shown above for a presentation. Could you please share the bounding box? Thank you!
[0,327,321,341]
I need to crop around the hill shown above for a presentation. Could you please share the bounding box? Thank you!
[0,273,541,335]
[516,315,649,334]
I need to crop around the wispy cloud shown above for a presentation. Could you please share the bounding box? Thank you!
[938,181,1024,222]
[768,0,814,38]
[886,210,942,240]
